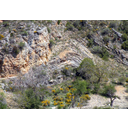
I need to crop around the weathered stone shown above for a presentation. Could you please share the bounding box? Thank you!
[112,28,122,38]
[0,26,51,78]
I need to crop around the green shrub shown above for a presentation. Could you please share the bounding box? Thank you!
[8,81,12,85]
[93,106,112,109]
[103,36,110,44]
[120,21,128,34]
[70,20,86,30]
[92,46,109,61]
[86,32,92,39]
[121,40,128,50]
[76,58,95,80]
[12,46,20,55]
[53,70,58,75]
[99,22,106,27]
[113,45,117,50]
[61,66,72,76]
[40,70,46,76]
[87,39,94,47]
[10,33,14,37]
[80,20,87,26]
[101,85,116,97]
[73,21,80,28]
[72,79,88,95]
[0,92,8,109]
[101,28,109,35]
[92,46,101,53]
[57,20,61,25]
[109,21,117,29]
[49,39,55,49]
[92,84,100,94]
[110,54,115,58]
[18,42,25,50]
[121,33,127,42]
[18,88,41,109]
[47,20,52,24]
[2,45,9,54]
[118,77,126,84]
[100,47,109,61]
[22,31,28,36]
[1,79,6,83]
[126,78,128,83]
[3,21,9,27]
[66,22,74,31]
[47,27,50,33]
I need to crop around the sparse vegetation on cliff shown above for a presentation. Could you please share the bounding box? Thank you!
[0,20,128,109]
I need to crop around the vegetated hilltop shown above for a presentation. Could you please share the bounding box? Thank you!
[0,20,128,109]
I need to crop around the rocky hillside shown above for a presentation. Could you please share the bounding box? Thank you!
[0,20,128,79]
[0,20,128,109]
[0,21,51,78]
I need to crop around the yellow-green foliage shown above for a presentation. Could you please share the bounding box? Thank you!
[53,101,58,106]
[71,88,76,92]
[66,87,69,91]
[52,89,55,93]
[80,94,91,101]
[126,78,128,83]
[66,92,72,99]
[12,29,17,32]
[41,100,50,107]
[66,98,71,103]
[59,101,64,107]
[65,67,69,70]
[60,88,63,91]
[0,34,4,40]
[53,96,63,101]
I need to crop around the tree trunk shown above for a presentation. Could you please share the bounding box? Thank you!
[110,97,113,107]
[110,97,116,107]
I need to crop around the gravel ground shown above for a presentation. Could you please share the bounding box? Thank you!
[71,85,128,109]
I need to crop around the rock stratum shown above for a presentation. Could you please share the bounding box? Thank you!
[0,20,95,78]
[0,20,128,79]
[0,26,51,78]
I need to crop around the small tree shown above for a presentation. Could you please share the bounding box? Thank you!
[18,42,25,50]
[100,47,109,61]
[121,33,127,42]
[94,63,108,83]
[121,40,128,50]
[57,20,61,25]
[18,88,41,109]
[101,28,109,35]
[87,39,94,47]
[70,79,90,108]
[103,36,110,44]
[12,46,20,55]
[109,21,117,29]
[76,58,95,80]
[102,85,120,107]
[0,92,8,109]
[72,79,88,96]
[49,39,55,49]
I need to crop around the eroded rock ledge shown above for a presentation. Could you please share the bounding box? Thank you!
[0,27,51,78]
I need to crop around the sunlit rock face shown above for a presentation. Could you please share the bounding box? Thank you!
[0,27,51,78]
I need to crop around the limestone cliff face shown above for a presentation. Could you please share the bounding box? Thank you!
[0,27,51,78]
